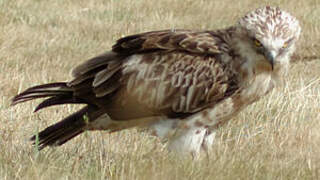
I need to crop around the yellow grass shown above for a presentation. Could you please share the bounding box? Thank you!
[1,0,320,179]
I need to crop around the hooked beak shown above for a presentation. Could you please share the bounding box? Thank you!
[264,51,276,70]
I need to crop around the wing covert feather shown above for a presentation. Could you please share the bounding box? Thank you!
[119,52,239,114]
[112,29,226,55]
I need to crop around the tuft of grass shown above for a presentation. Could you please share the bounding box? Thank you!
[1,0,320,179]
[33,129,40,157]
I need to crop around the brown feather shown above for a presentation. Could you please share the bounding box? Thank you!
[116,50,239,116]
[71,51,118,77]
[112,29,224,55]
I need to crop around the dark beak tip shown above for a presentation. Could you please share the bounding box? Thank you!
[265,51,276,71]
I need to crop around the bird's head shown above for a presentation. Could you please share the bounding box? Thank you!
[236,6,301,72]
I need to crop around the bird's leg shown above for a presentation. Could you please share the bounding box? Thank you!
[149,118,218,159]
[149,119,206,158]
[201,129,217,160]
[149,119,178,140]
[166,126,208,159]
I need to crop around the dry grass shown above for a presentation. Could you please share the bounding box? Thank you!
[1,0,320,179]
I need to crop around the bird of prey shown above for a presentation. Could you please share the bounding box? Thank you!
[12,6,301,156]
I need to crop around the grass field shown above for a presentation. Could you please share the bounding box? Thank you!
[1,0,320,179]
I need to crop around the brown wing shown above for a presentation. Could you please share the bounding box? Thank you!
[112,29,228,55]
[107,51,239,119]
[68,29,238,119]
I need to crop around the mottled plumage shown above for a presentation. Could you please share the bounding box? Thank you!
[12,6,301,156]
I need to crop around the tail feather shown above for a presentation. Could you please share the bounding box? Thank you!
[12,82,102,150]
[30,106,98,150]
[12,82,72,106]
[34,96,86,112]
[11,52,124,150]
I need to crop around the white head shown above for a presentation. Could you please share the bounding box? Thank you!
[237,6,301,72]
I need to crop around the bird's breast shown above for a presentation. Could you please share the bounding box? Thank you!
[240,72,275,104]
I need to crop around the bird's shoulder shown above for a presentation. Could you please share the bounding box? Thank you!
[112,29,233,55]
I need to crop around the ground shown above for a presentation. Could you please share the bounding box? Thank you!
[0,0,320,179]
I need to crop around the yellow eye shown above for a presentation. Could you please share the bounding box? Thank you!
[254,39,262,47]
[282,42,288,49]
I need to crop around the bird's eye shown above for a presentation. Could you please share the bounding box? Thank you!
[254,39,262,47]
[282,42,288,49]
